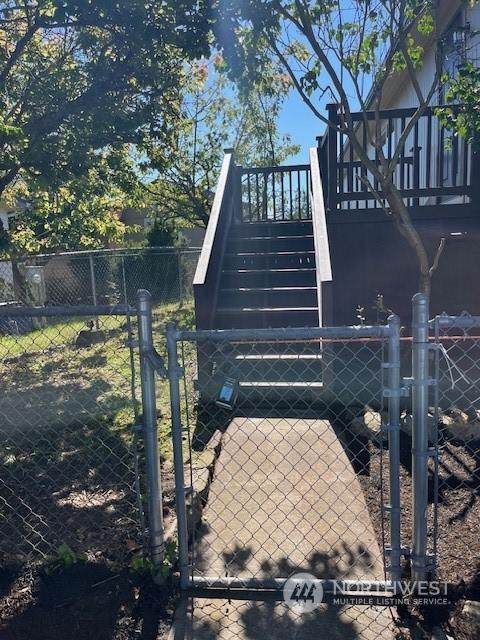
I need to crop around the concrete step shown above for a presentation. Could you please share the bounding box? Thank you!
[219,286,317,308]
[220,268,317,289]
[224,251,315,271]
[227,235,314,253]
[215,307,319,329]
[232,220,313,238]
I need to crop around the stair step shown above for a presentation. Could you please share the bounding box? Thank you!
[224,251,315,271]
[215,307,319,329]
[232,221,313,238]
[240,380,323,388]
[219,287,317,307]
[220,269,317,288]
[237,383,325,409]
[230,353,323,382]
[227,340,323,356]
[227,235,314,252]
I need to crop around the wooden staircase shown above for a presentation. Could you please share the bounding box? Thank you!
[193,149,332,406]
[216,220,318,329]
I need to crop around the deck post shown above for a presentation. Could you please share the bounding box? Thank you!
[471,136,480,206]
[326,103,339,212]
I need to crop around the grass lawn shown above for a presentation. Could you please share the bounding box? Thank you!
[0,299,196,563]
[0,299,195,441]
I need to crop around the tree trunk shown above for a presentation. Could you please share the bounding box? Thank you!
[382,180,431,295]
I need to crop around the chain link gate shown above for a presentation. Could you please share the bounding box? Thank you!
[165,318,404,601]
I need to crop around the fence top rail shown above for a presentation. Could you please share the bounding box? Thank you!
[0,303,135,318]
[0,245,202,262]
[172,324,393,343]
[430,313,480,329]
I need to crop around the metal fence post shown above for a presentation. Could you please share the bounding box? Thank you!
[137,289,164,569]
[387,314,402,585]
[166,322,190,589]
[411,292,430,582]
[88,255,100,330]
[177,249,183,302]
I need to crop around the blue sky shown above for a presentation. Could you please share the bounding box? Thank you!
[278,91,326,164]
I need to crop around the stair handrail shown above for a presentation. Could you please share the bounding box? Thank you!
[193,149,238,328]
[309,147,332,326]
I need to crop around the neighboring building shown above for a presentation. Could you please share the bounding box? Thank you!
[0,201,17,303]
[118,207,152,245]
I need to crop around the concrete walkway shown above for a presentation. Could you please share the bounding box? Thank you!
[182,417,393,639]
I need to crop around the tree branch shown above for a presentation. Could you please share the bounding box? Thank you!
[266,35,343,131]
[429,236,446,277]
[0,21,39,88]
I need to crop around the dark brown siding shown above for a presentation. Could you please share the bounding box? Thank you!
[325,205,480,327]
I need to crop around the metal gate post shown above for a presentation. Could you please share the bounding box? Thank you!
[166,322,190,589]
[411,292,431,582]
[386,314,402,585]
[137,290,164,568]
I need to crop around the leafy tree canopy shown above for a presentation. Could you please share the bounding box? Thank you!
[141,57,299,228]
[437,62,480,145]
[211,0,442,121]
[0,0,213,196]
[4,148,139,254]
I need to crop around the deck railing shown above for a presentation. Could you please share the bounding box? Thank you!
[319,104,478,212]
[239,164,312,222]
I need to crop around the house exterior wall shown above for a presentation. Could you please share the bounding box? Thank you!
[384,2,479,203]
[326,3,480,325]
[338,3,480,208]
[383,1,480,110]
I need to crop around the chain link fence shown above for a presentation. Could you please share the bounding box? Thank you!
[165,321,404,636]
[430,313,480,594]
[0,248,199,566]
[2,281,480,638]
[0,247,200,310]
[0,306,144,564]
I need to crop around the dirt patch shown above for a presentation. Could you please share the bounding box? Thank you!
[343,423,480,640]
[0,562,175,640]
[0,465,178,640]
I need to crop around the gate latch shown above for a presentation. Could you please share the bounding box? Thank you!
[147,349,167,378]
[403,375,437,388]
